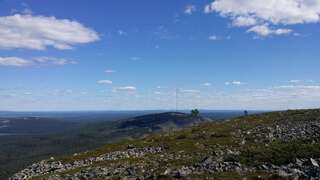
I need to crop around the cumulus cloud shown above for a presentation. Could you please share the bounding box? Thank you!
[232,16,257,27]
[247,25,292,36]
[0,57,31,67]
[0,14,99,50]
[205,0,320,36]
[0,56,77,67]
[97,80,113,85]
[185,5,196,15]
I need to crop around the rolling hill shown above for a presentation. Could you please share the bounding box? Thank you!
[11,109,320,179]
[1,112,207,179]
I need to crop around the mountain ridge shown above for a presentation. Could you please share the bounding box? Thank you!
[118,112,207,130]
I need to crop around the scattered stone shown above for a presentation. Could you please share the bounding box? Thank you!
[10,147,163,180]
[296,158,303,167]
[163,168,171,175]
[310,158,319,167]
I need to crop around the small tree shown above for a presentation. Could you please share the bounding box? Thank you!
[244,110,249,116]
[191,109,199,117]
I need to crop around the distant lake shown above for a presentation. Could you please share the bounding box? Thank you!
[0,133,24,136]
[0,133,12,136]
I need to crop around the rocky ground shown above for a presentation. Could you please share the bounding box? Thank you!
[10,109,320,179]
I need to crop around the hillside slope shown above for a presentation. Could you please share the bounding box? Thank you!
[3,112,205,179]
[11,109,320,179]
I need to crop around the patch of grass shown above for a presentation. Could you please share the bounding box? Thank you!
[236,141,320,166]
[214,171,287,180]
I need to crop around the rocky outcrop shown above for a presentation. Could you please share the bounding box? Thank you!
[239,120,320,144]
[10,147,163,180]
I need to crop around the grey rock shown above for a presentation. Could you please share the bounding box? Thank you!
[310,158,319,167]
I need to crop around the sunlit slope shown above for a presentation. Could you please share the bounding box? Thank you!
[12,109,320,179]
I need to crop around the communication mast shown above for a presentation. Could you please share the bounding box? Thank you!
[175,88,178,112]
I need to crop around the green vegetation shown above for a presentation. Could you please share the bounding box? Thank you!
[25,109,320,179]
[2,112,206,179]
[8,110,320,179]
[227,141,320,166]
[191,109,199,117]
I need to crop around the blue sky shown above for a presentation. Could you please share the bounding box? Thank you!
[1,0,320,111]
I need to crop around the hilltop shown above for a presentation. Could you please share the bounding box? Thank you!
[10,109,320,179]
[119,112,206,130]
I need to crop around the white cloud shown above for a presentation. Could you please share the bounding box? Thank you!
[287,80,316,84]
[209,35,231,41]
[154,91,162,95]
[130,57,141,61]
[202,82,212,86]
[289,80,301,83]
[49,89,74,96]
[80,92,88,95]
[118,86,136,90]
[0,56,77,67]
[185,5,196,15]
[232,16,257,27]
[11,8,33,15]
[225,81,244,85]
[97,80,113,85]
[0,57,31,67]
[247,25,292,36]
[208,35,218,41]
[115,86,137,93]
[0,14,99,50]
[179,89,200,93]
[274,28,294,35]
[205,0,320,36]
[33,57,77,65]
[118,30,127,36]
[274,85,320,90]
[105,69,116,73]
